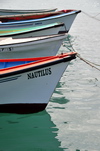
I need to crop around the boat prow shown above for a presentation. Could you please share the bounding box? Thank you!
[0,52,77,114]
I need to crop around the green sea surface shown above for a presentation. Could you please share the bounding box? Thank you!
[0,111,63,151]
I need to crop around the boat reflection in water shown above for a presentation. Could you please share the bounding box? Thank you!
[0,110,64,151]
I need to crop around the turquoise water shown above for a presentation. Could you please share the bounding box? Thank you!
[0,111,64,151]
[0,0,100,151]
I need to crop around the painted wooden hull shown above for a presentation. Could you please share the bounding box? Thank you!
[0,8,57,15]
[0,22,64,38]
[0,10,64,22]
[0,52,77,113]
[0,33,67,59]
[0,10,81,32]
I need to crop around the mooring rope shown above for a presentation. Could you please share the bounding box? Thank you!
[64,36,100,71]
[82,11,100,21]
[76,53,100,71]
[62,10,100,71]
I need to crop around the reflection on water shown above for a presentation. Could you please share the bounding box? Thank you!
[0,111,64,151]
[47,30,100,150]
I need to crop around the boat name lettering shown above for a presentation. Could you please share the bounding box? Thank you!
[27,68,52,79]
[0,47,13,52]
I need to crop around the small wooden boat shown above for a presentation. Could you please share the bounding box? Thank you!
[0,33,67,59]
[0,52,77,114]
[0,10,73,22]
[0,10,64,22]
[0,10,81,33]
[0,8,57,15]
[0,22,65,38]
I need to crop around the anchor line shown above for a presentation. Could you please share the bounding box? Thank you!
[94,13,100,17]
[64,35,100,71]
[63,35,75,52]
[76,54,100,71]
[82,11,100,21]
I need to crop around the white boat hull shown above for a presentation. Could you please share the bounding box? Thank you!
[0,23,64,38]
[0,10,81,32]
[0,62,69,105]
[0,34,67,59]
[9,24,62,38]
[0,52,77,113]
